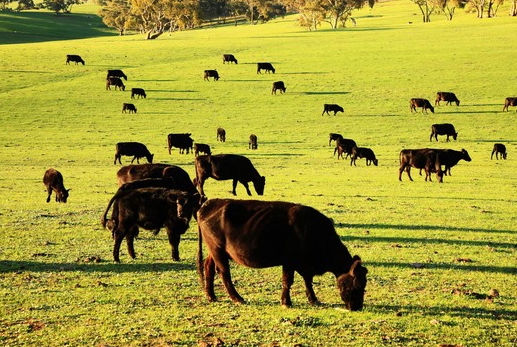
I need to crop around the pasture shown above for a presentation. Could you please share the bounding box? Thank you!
[0,1,516,345]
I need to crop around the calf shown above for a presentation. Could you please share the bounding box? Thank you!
[204,70,220,81]
[491,143,507,160]
[117,164,198,194]
[430,123,457,142]
[114,142,154,165]
[503,97,517,112]
[329,133,343,146]
[217,128,226,142]
[272,81,286,94]
[322,104,344,116]
[131,88,146,99]
[122,103,137,114]
[194,143,212,156]
[223,54,238,64]
[106,77,125,91]
[167,133,194,154]
[435,92,460,106]
[350,147,378,166]
[194,154,265,196]
[197,198,368,310]
[107,69,127,80]
[66,54,85,65]
[334,138,357,159]
[257,62,275,74]
[410,98,434,113]
[249,134,258,149]
[43,168,70,203]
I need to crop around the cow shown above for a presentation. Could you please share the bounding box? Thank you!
[399,148,442,182]
[257,62,275,74]
[491,143,507,160]
[435,92,460,106]
[194,143,212,156]
[131,88,146,99]
[217,128,226,142]
[503,97,517,112]
[106,77,125,91]
[436,148,472,178]
[114,142,154,165]
[334,138,357,159]
[196,198,368,310]
[43,168,70,203]
[193,154,265,196]
[116,164,198,194]
[430,123,457,142]
[101,185,200,262]
[329,133,343,146]
[223,54,238,64]
[107,69,127,80]
[322,104,344,116]
[272,81,286,95]
[350,147,378,166]
[66,54,85,65]
[410,98,434,113]
[167,133,194,154]
[204,70,220,81]
[122,103,137,114]
[249,134,258,150]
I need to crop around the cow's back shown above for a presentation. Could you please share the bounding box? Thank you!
[204,154,256,180]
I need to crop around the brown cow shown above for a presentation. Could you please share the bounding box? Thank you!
[204,70,220,81]
[334,138,357,159]
[196,198,368,310]
[217,128,226,142]
[329,133,343,146]
[116,163,197,193]
[249,134,258,150]
[106,77,125,91]
[491,143,507,160]
[399,148,442,182]
[194,143,212,156]
[435,92,460,106]
[503,97,517,112]
[410,98,434,113]
[223,54,238,64]
[43,168,70,203]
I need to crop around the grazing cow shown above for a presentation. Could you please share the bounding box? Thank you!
[435,92,460,106]
[249,134,258,150]
[329,133,343,146]
[194,154,265,196]
[194,143,212,156]
[272,81,286,94]
[43,168,70,203]
[114,142,154,165]
[217,128,226,142]
[196,199,368,310]
[101,185,200,262]
[322,104,344,116]
[430,123,457,142]
[122,103,137,114]
[436,148,472,178]
[66,54,85,65]
[491,143,507,160]
[410,98,435,113]
[334,138,357,159]
[107,69,127,80]
[257,62,275,74]
[131,88,146,99]
[204,70,220,81]
[106,77,125,91]
[399,148,442,182]
[503,97,517,112]
[167,133,194,154]
[116,164,197,194]
[223,54,238,64]
[351,147,378,166]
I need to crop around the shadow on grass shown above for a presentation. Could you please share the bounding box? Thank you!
[341,235,515,249]
[300,27,397,33]
[336,222,514,235]
[152,97,206,101]
[441,110,501,114]
[299,91,350,95]
[146,90,198,93]
[280,72,329,75]
[132,79,177,82]
[0,70,52,74]
[367,261,516,275]
[224,79,264,82]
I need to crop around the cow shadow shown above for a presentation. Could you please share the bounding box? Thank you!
[301,91,350,95]
[280,72,329,75]
[441,110,501,114]
[335,222,514,235]
[340,235,515,249]
[224,79,265,82]
[0,70,52,74]
[152,97,206,101]
[132,79,177,82]
[366,261,515,275]
[146,90,198,93]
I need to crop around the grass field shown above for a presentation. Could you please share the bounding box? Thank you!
[0,1,516,346]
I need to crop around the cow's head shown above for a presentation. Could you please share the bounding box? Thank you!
[121,84,126,91]
[147,154,154,164]
[503,151,507,160]
[428,105,435,113]
[253,176,266,196]
[461,149,472,162]
[172,193,196,233]
[337,255,368,311]
[338,106,344,112]
[57,189,70,203]
[455,99,460,106]
[453,132,458,141]
[373,159,378,166]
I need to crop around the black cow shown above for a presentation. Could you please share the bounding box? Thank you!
[223,54,238,64]
[351,147,378,166]
[410,98,435,113]
[66,54,85,65]
[194,154,265,196]
[43,168,70,203]
[436,148,472,178]
[194,143,212,156]
[249,134,258,149]
[167,133,194,154]
[217,128,226,142]
[334,138,357,159]
[491,143,507,160]
[106,77,125,91]
[430,123,457,142]
[122,103,137,114]
[196,198,368,310]
[435,92,460,106]
[204,70,220,81]
[131,88,146,99]
[322,104,344,116]
[503,97,517,112]
[257,62,275,74]
[114,142,154,165]
[272,81,286,94]
[107,69,127,80]
[329,133,343,146]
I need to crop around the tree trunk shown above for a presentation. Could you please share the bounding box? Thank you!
[147,31,164,40]
[512,0,517,15]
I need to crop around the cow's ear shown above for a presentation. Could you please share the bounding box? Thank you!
[349,255,362,277]
[67,189,71,192]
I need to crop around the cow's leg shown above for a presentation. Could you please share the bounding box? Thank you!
[398,165,405,181]
[446,135,450,142]
[419,168,423,176]
[281,266,294,307]
[136,157,140,164]
[241,181,252,196]
[302,274,319,305]
[491,150,495,160]
[232,179,238,195]
[113,229,125,263]
[126,226,138,259]
[130,156,136,164]
[46,187,52,203]
[166,228,181,261]
[204,256,217,301]
[213,253,244,303]
[406,167,413,181]
[435,134,438,141]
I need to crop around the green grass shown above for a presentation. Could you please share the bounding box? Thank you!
[0,1,516,346]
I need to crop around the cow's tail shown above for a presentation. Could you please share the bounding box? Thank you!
[196,222,205,287]
[101,193,119,229]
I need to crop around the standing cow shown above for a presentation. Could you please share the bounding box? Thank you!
[107,69,127,80]
[204,70,220,81]
[249,134,258,150]
[66,55,85,65]
[435,92,460,106]
[322,104,344,116]
[430,123,457,142]
[194,143,212,156]
[223,54,238,64]
[131,88,146,99]
[350,147,378,166]
[106,77,125,91]
[272,81,286,94]
[167,133,194,154]
[122,103,137,114]
[329,133,344,146]
[410,98,435,113]
[491,143,507,160]
[334,138,357,159]
[503,97,517,112]
[217,128,226,142]
[257,63,275,74]
[114,142,154,165]
[43,168,70,203]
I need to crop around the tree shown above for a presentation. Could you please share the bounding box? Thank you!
[486,0,503,17]
[296,0,325,30]
[511,0,517,15]
[0,0,13,10]
[42,0,82,14]
[410,0,434,22]
[432,0,462,20]
[99,0,132,35]
[16,0,37,10]
[321,0,368,29]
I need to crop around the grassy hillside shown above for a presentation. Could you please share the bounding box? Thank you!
[0,1,516,346]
